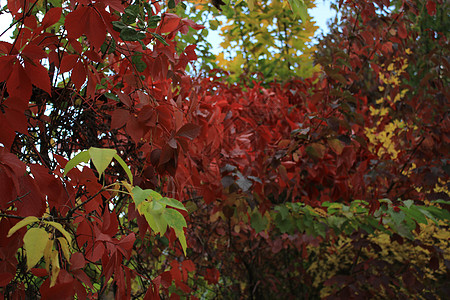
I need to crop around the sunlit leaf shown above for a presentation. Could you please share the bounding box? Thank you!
[88,147,117,178]
[45,221,73,245]
[7,216,39,237]
[63,150,90,176]
[113,153,133,184]
[24,228,49,270]
[159,197,187,211]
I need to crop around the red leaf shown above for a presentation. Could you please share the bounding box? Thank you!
[70,253,86,272]
[41,7,62,29]
[181,18,205,31]
[184,44,197,61]
[3,102,28,134]
[86,7,107,49]
[15,174,46,217]
[21,44,47,60]
[159,13,181,33]
[117,92,132,107]
[118,233,136,259]
[7,62,32,101]
[111,109,130,129]
[159,143,176,166]
[0,167,19,197]
[429,255,439,270]
[397,22,407,39]
[170,262,182,284]
[125,116,145,143]
[0,56,14,82]
[0,273,14,286]
[176,123,201,140]
[181,260,195,273]
[0,118,16,150]
[24,61,52,94]
[426,0,436,16]
[59,54,79,73]
[204,268,220,285]
[144,276,161,300]
[65,7,89,41]
[101,209,118,236]
[31,268,48,277]
[100,0,125,12]
[8,0,30,16]
[71,61,87,89]
[39,277,74,300]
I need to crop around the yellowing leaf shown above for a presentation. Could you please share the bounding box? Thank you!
[327,138,345,155]
[175,228,187,256]
[57,237,71,262]
[43,238,54,272]
[142,202,168,236]
[63,150,90,176]
[287,0,307,21]
[89,147,117,178]
[113,153,133,184]
[247,0,256,10]
[7,216,39,237]
[50,250,60,287]
[45,221,72,245]
[163,208,187,231]
[24,228,49,270]
[159,197,187,211]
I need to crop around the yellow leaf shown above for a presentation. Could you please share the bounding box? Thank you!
[44,221,72,245]
[24,228,49,270]
[327,138,345,155]
[43,237,54,272]
[248,0,256,10]
[50,250,60,287]
[7,216,39,237]
[57,237,71,263]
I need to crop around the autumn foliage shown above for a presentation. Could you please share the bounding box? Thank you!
[0,0,449,299]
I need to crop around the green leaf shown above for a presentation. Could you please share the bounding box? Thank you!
[131,186,152,207]
[403,200,414,208]
[275,214,294,233]
[124,4,139,18]
[163,208,187,232]
[209,20,220,30]
[275,205,290,219]
[120,28,146,41]
[88,147,117,178]
[24,228,49,270]
[131,53,147,72]
[403,206,428,224]
[142,202,167,236]
[104,92,119,101]
[168,0,176,9]
[113,153,133,184]
[251,210,268,233]
[159,197,187,211]
[150,32,169,46]
[422,206,450,220]
[7,216,39,237]
[148,15,161,28]
[44,221,72,245]
[174,228,187,256]
[388,209,406,225]
[287,0,308,21]
[112,21,127,32]
[63,150,90,176]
